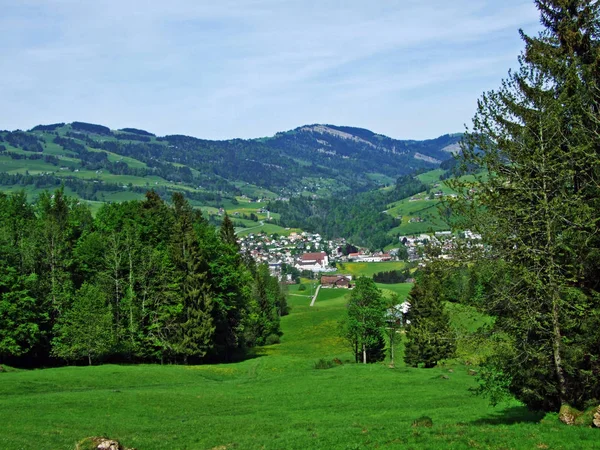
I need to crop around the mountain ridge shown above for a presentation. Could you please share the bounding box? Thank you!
[0,121,462,206]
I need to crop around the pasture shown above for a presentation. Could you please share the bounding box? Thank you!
[334,261,407,278]
[0,290,597,449]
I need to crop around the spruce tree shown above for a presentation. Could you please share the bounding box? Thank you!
[170,193,215,363]
[452,0,600,410]
[404,267,455,368]
[219,213,239,249]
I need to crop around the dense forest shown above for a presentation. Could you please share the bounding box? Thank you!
[0,189,287,367]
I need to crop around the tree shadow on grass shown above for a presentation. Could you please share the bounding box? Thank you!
[469,406,545,425]
[203,350,266,366]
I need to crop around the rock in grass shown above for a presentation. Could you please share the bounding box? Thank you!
[412,416,433,428]
[440,374,449,380]
[593,406,600,428]
[76,437,135,450]
[559,405,582,426]
[574,408,595,427]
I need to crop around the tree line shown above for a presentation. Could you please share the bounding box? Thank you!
[0,189,287,367]
[372,269,411,284]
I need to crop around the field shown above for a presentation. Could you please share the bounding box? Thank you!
[375,283,414,300]
[384,169,488,236]
[0,289,597,449]
[1,289,597,449]
[334,261,407,278]
[416,169,445,184]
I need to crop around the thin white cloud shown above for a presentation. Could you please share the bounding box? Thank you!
[0,0,541,139]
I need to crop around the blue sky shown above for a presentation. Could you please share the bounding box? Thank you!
[1,0,540,140]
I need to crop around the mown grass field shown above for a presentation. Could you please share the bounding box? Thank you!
[334,261,407,278]
[376,283,413,300]
[1,290,598,449]
[385,196,450,236]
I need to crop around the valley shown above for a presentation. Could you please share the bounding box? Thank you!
[0,280,594,449]
[0,121,462,247]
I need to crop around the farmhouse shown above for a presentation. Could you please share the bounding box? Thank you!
[320,275,352,288]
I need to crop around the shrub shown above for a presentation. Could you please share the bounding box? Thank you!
[265,334,281,345]
[412,416,433,428]
[314,359,336,369]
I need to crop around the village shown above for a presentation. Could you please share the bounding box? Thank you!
[237,229,481,283]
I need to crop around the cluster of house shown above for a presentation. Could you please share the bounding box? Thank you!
[238,231,407,279]
[237,232,345,273]
[238,228,482,277]
[400,230,482,262]
[346,251,392,262]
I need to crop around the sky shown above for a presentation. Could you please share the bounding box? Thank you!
[0,0,541,140]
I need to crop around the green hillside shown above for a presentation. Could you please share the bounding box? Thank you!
[0,287,594,449]
[0,123,471,248]
[0,122,461,204]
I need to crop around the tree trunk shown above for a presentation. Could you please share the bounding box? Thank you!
[88,354,92,366]
[552,291,568,405]
[390,334,395,366]
[362,343,367,364]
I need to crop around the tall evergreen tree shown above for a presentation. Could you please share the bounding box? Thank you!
[452,0,600,410]
[246,264,282,346]
[404,266,455,368]
[219,213,238,249]
[170,193,214,363]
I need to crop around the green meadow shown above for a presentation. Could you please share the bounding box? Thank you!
[235,222,301,237]
[385,196,449,236]
[2,288,596,449]
[334,261,407,278]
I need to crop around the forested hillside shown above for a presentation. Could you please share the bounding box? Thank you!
[0,122,461,205]
[269,174,430,249]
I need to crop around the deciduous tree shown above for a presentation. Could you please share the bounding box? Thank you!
[343,277,387,364]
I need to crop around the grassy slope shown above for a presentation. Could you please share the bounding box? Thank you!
[1,290,596,449]
[385,169,485,236]
[334,261,407,278]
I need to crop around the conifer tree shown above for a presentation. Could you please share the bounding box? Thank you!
[246,264,282,346]
[219,213,238,249]
[404,267,455,368]
[170,193,215,363]
[452,0,600,410]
